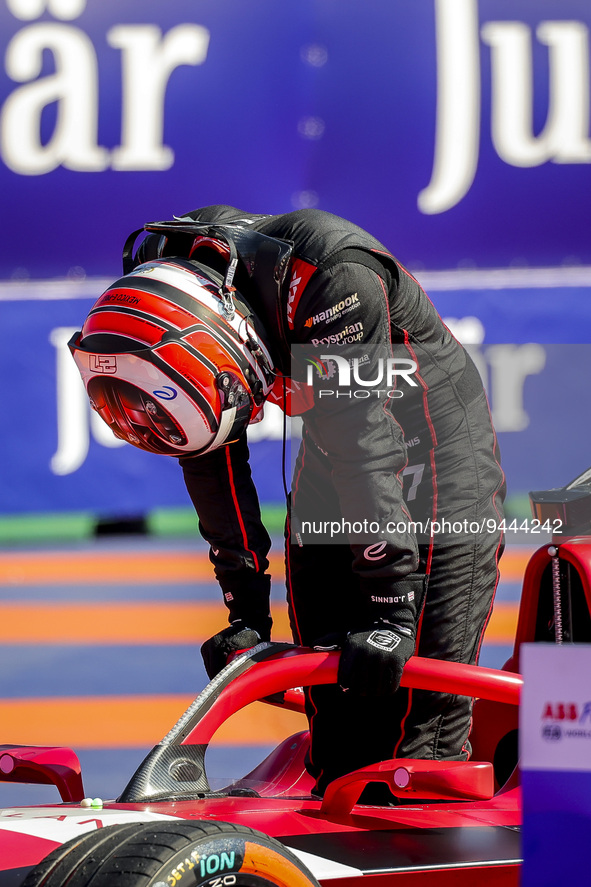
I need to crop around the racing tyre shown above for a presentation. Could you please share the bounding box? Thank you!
[22,820,321,887]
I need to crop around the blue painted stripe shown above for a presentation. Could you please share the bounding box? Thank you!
[0,583,289,603]
[0,645,207,698]
[494,582,522,603]
[0,584,221,602]
[478,645,513,671]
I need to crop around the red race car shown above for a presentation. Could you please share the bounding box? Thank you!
[2,472,591,887]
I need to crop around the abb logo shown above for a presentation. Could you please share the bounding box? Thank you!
[543,702,591,723]
[286,259,316,330]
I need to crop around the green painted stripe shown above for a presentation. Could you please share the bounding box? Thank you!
[0,495,529,545]
[0,512,95,543]
[148,504,287,536]
[0,505,287,544]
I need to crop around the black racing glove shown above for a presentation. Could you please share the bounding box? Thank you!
[201,621,266,679]
[338,621,416,697]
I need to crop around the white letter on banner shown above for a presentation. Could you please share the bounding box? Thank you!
[2,24,108,175]
[7,0,86,20]
[418,0,481,214]
[108,24,210,171]
[482,20,591,166]
[485,344,546,433]
[50,327,124,477]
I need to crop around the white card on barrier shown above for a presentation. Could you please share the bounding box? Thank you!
[520,643,591,772]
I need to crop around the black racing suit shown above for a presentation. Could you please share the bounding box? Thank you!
[178,206,506,793]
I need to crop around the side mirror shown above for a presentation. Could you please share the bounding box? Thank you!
[321,758,494,815]
[0,745,84,802]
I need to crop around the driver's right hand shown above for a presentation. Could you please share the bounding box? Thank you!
[201,621,265,679]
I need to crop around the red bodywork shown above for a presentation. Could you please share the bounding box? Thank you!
[2,537,591,886]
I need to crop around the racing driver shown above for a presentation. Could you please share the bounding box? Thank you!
[69,205,506,800]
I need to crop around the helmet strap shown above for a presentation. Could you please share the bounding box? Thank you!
[208,405,241,451]
[220,255,238,319]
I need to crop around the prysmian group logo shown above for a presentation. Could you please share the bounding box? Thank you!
[306,353,418,399]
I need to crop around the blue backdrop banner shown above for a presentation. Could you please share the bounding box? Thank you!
[1,0,591,278]
[2,274,590,516]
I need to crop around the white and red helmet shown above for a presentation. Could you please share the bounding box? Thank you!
[69,255,276,456]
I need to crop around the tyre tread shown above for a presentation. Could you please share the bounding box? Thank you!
[24,819,320,887]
